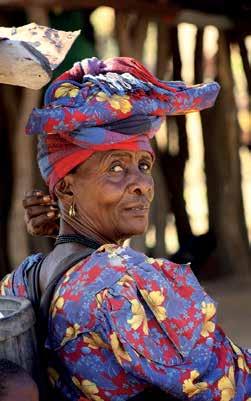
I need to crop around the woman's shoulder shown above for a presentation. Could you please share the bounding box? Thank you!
[93,243,192,280]
[94,244,215,358]
[0,253,44,297]
[51,244,215,358]
[91,244,212,325]
[97,243,205,291]
[58,243,198,294]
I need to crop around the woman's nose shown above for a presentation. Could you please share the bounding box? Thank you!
[127,168,154,199]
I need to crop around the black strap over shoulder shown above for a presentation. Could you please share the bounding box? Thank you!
[26,249,93,320]
[39,249,93,329]
[26,249,93,401]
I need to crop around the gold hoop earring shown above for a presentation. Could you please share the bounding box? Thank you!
[69,202,76,218]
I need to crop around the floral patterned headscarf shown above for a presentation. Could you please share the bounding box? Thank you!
[26,57,220,191]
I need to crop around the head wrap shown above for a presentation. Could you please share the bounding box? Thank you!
[26,57,220,191]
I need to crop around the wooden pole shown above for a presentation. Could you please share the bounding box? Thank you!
[115,11,148,60]
[200,31,251,276]
[237,34,251,146]
[159,26,192,247]
[150,20,172,258]
[237,35,251,94]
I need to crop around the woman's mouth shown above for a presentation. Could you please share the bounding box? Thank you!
[124,204,150,216]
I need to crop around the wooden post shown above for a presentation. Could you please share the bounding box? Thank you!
[237,33,251,146]
[200,31,251,276]
[150,155,169,257]
[145,20,172,258]
[115,11,148,60]
[237,34,251,95]
[159,26,192,247]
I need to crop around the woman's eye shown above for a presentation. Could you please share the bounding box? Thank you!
[110,164,123,172]
[140,162,151,172]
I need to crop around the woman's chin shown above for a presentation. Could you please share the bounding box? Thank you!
[120,222,149,239]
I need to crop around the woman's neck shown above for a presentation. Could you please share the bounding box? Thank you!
[58,219,119,245]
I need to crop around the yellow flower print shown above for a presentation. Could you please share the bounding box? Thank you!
[118,274,134,288]
[54,83,79,98]
[47,367,59,387]
[97,243,116,253]
[0,274,11,295]
[218,366,236,401]
[95,289,108,308]
[61,323,81,346]
[201,301,216,337]
[110,332,132,365]
[55,296,64,309]
[72,377,104,401]
[183,370,208,398]
[145,257,164,267]
[96,91,132,113]
[98,244,120,260]
[228,339,250,373]
[51,296,65,317]
[140,289,167,322]
[83,332,110,350]
[238,356,250,373]
[145,257,155,264]
[127,299,149,334]
[155,258,165,266]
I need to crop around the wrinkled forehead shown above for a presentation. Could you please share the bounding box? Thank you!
[75,148,155,174]
[101,148,154,160]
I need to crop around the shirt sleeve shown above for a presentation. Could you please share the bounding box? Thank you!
[0,253,44,298]
[0,272,14,296]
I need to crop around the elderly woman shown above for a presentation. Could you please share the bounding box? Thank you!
[1,57,251,401]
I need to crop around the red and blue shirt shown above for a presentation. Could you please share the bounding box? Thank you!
[1,244,251,401]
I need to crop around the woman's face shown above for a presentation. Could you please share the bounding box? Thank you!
[67,149,154,243]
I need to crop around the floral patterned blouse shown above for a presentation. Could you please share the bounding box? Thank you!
[1,244,251,401]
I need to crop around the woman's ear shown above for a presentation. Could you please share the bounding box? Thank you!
[54,174,74,202]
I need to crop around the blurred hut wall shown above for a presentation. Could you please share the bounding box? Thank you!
[0,1,250,280]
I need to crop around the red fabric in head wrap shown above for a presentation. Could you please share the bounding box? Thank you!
[46,135,154,191]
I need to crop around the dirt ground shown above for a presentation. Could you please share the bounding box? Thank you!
[203,276,251,348]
